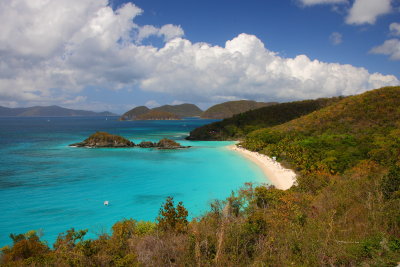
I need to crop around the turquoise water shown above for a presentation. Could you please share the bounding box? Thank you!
[0,117,267,246]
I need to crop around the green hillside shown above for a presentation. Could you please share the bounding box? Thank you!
[2,87,400,266]
[187,97,342,140]
[135,110,180,120]
[244,86,400,177]
[119,106,150,120]
[152,103,203,117]
[201,100,277,119]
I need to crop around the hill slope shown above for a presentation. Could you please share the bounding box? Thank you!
[201,100,277,119]
[135,110,180,120]
[152,103,203,117]
[0,105,116,117]
[187,97,342,140]
[119,106,150,120]
[245,86,400,176]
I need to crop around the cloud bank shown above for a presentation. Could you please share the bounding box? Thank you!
[0,0,398,108]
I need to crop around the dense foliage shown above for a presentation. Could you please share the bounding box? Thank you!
[244,87,400,178]
[2,86,400,266]
[200,100,277,119]
[187,97,342,140]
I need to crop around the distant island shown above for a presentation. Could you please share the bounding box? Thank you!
[119,101,278,121]
[0,105,117,117]
[119,103,202,120]
[70,132,188,149]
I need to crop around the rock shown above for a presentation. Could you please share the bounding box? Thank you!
[69,132,135,148]
[156,138,185,149]
[138,141,155,148]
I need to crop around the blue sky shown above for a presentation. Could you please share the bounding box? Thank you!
[0,0,399,113]
[120,0,399,74]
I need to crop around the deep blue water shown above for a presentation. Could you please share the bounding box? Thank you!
[0,116,266,246]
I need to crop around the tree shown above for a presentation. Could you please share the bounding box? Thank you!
[157,196,188,233]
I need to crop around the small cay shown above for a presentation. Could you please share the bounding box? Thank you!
[70,132,189,149]
[69,132,135,148]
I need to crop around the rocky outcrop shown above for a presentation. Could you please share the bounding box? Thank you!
[70,132,189,149]
[138,139,189,149]
[138,141,155,148]
[156,138,185,149]
[69,132,135,148]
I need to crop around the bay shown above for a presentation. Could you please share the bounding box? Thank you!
[0,116,266,246]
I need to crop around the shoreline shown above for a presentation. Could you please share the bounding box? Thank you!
[227,144,296,190]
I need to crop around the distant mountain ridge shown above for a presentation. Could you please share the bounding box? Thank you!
[0,105,117,117]
[119,106,150,120]
[201,100,277,119]
[153,104,203,117]
[120,103,202,120]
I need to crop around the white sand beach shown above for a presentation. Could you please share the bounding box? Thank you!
[227,145,296,190]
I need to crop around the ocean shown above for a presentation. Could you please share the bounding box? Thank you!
[0,116,266,246]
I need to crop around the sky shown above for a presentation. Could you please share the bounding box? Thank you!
[0,0,399,113]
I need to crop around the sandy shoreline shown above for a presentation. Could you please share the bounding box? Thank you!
[227,144,296,190]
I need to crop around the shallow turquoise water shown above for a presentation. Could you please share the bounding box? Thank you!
[0,117,267,246]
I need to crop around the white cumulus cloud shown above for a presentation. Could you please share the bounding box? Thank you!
[346,0,392,25]
[0,0,398,109]
[137,24,184,43]
[139,34,398,101]
[370,39,400,60]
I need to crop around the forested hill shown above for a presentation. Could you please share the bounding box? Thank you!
[244,86,400,176]
[152,103,203,117]
[187,97,342,140]
[200,100,277,119]
[119,106,150,120]
[119,103,202,120]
